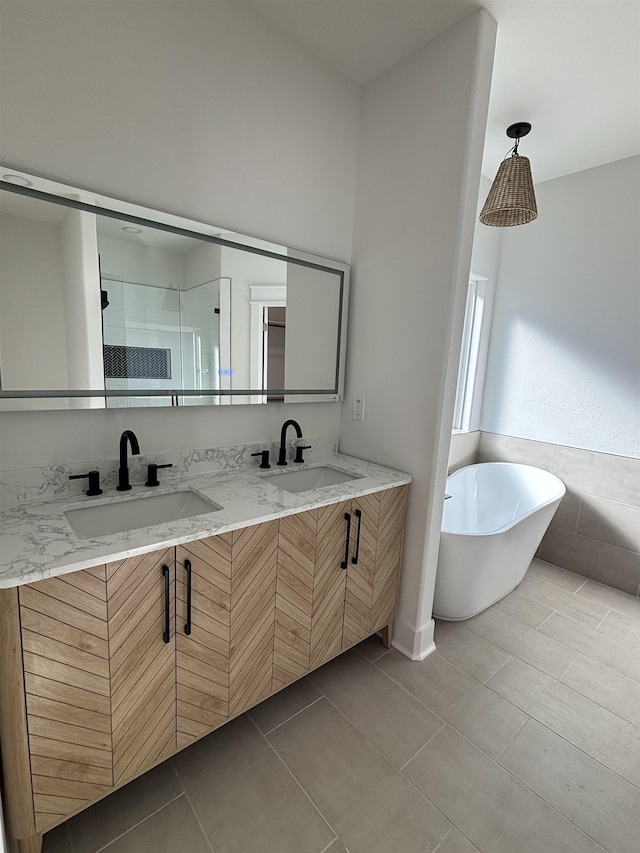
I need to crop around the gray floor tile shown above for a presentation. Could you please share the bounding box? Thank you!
[464,608,576,677]
[442,680,529,760]
[500,718,640,853]
[435,828,480,853]
[493,589,553,628]
[42,824,72,853]
[488,657,640,787]
[560,653,640,727]
[517,574,609,627]
[66,760,182,853]
[355,633,390,662]
[309,648,443,767]
[249,677,322,734]
[597,608,640,644]
[100,796,210,853]
[376,649,481,717]
[527,558,587,592]
[434,620,511,682]
[268,698,450,853]
[323,841,346,853]
[405,726,602,853]
[539,611,640,681]
[576,578,640,620]
[340,774,451,853]
[174,714,333,853]
[376,649,527,759]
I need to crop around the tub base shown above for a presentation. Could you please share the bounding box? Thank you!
[434,580,521,621]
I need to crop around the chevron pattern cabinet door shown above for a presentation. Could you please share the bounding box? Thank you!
[19,568,114,833]
[106,548,177,787]
[274,502,350,687]
[229,520,278,716]
[176,535,232,749]
[342,493,379,649]
[342,485,408,649]
[175,521,278,743]
[309,501,350,668]
[273,509,317,690]
[370,485,408,632]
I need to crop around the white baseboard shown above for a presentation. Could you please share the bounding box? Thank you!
[391,616,436,661]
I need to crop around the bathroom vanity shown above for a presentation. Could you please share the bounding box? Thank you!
[0,455,409,853]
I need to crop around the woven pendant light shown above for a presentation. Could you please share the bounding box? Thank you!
[480,122,538,227]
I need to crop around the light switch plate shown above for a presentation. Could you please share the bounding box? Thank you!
[352,396,365,421]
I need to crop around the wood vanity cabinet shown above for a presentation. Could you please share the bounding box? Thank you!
[343,486,408,649]
[0,485,407,853]
[273,485,408,689]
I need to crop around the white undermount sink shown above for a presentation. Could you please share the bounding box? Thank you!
[64,490,222,540]
[262,466,361,494]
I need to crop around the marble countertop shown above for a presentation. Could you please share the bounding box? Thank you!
[0,454,411,588]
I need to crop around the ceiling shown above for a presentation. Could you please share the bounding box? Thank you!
[246,0,640,184]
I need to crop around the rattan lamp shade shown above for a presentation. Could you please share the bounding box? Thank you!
[479,154,538,227]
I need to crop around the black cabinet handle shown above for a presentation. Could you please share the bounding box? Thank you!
[341,512,351,569]
[351,509,362,565]
[184,559,192,635]
[162,565,171,643]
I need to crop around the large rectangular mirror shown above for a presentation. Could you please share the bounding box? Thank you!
[0,167,348,410]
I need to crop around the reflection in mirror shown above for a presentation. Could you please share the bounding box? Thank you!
[97,215,231,408]
[0,169,348,410]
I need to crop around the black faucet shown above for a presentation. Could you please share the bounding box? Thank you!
[277,419,303,466]
[117,430,141,491]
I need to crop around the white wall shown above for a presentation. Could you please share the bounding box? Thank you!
[481,156,640,458]
[0,0,361,469]
[339,10,497,658]
[98,235,184,289]
[471,175,503,279]
[462,174,503,430]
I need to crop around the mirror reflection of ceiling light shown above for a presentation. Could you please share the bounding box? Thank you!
[122,225,143,234]
[2,173,33,187]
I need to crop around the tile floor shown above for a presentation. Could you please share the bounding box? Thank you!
[41,558,640,853]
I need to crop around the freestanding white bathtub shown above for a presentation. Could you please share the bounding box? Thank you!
[433,462,565,620]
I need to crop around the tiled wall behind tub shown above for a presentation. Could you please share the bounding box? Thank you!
[478,432,640,596]
[448,431,480,473]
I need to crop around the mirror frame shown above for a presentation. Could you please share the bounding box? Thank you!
[0,166,349,407]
